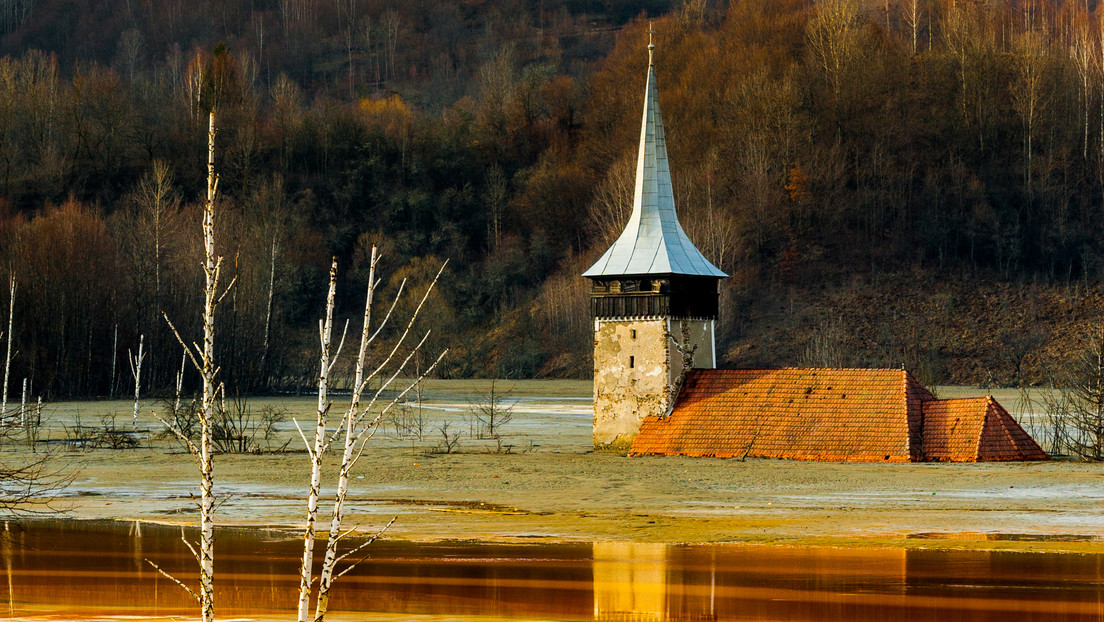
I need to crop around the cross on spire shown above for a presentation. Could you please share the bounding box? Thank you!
[647,22,655,66]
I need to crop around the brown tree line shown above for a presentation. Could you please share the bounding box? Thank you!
[4,0,1104,397]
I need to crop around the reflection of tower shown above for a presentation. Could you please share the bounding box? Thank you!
[583,29,726,450]
[592,542,668,622]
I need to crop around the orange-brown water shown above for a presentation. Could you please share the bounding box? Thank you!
[4,520,1104,621]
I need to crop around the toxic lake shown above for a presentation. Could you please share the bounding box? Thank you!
[6,381,1104,619]
[7,518,1104,621]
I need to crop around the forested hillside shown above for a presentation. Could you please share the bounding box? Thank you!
[1,0,1103,398]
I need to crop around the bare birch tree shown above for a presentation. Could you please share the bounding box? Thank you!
[902,0,923,56]
[341,0,357,98]
[1070,19,1095,161]
[587,154,635,246]
[18,377,24,428]
[806,0,865,102]
[128,334,145,430]
[134,161,179,315]
[173,350,186,424]
[294,258,345,622]
[1011,30,1050,196]
[152,111,232,622]
[109,324,118,398]
[297,246,447,622]
[382,9,401,82]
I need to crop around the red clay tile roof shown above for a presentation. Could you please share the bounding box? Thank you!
[631,368,921,462]
[978,397,1048,461]
[921,397,1047,461]
[921,398,988,461]
[630,368,1048,462]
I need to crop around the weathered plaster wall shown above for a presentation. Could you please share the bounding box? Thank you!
[593,319,669,449]
[592,318,716,449]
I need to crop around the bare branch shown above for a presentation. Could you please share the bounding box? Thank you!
[333,517,397,578]
[365,260,448,387]
[152,411,200,460]
[145,559,201,603]
[328,319,351,375]
[180,528,201,566]
[0,452,76,516]
[161,310,201,373]
[365,278,406,346]
[361,331,436,427]
[291,418,315,459]
[352,347,448,467]
[215,274,239,307]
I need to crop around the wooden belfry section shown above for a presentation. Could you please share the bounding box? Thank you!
[586,32,1047,462]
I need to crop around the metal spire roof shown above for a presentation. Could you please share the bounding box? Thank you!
[583,30,726,279]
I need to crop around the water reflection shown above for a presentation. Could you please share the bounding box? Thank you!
[4,519,1104,621]
[593,542,668,621]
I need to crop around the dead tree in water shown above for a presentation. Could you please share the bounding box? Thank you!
[295,258,344,622]
[151,111,232,622]
[128,334,145,430]
[298,247,447,622]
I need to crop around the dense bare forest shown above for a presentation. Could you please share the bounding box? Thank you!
[1,0,1104,398]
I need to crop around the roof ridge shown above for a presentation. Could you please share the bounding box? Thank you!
[927,396,992,404]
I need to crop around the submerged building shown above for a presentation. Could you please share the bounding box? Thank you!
[583,34,1047,462]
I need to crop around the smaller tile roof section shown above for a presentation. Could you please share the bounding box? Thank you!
[923,397,1047,461]
[631,368,1047,463]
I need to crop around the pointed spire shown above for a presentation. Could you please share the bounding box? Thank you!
[583,29,726,279]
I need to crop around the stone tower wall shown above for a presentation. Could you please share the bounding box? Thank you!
[592,318,715,449]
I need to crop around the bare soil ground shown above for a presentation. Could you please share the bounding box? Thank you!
[16,380,1104,552]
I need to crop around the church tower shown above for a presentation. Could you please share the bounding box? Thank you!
[583,31,726,450]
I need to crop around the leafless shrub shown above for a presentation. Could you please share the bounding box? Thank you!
[469,379,514,439]
[99,415,140,450]
[385,403,427,441]
[62,413,92,450]
[0,451,74,516]
[257,406,288,450]
[210,395,288,453]
[159,396,200,444]
[1038,388,1072,457]
[1042,324,1104,460]
[429,421,461,454]
[19,397,43,451]
[999,326,1047,387]
[212,394,255,453]
[60,413,139,450]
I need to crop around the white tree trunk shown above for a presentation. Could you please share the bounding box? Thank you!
[19,377,25,427]
[129,334,145,430]
[174,350,185,418]
[1,274,13,425]
[110,324,118,399]
[313,246,376,621]
[308,249,448,622]
[297,259,339,622]
[261,234,277,389]
[197,111,221,622]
